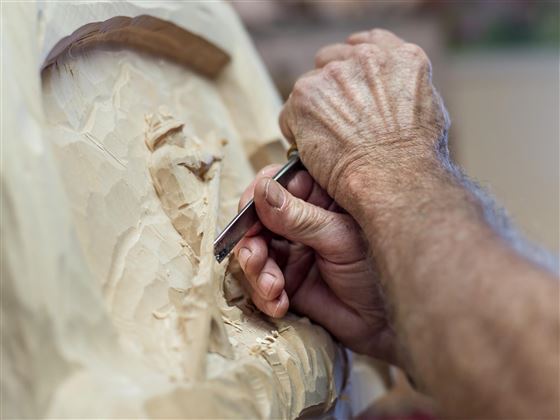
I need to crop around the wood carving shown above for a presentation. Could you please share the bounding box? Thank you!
[1,2,358,418]
[42,15,231,78]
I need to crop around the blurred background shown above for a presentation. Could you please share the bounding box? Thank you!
[232,0,559,255]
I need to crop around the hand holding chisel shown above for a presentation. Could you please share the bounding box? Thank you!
[214,146,304,263]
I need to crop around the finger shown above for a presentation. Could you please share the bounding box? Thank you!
[235,235,284,302]
[253,177,362,262]
[250,289,289,318]
[314,43,353,68]
[251,257,285,301]
[286,170,332,210]
[279,68,321,144]
[279,102,295,144]
[238,164,283,211]
[288,266,367,342]
[242,165,331,213]
[234,235,268,279]
[282,243,314,297]
[346,28,404,50]
[269,238,291,270]
[236,165,283,237]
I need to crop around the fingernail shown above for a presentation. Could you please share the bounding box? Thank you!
[258,272,276,298]
[238,247,252,270]
[272,293,286,318]
[265,179,285,209]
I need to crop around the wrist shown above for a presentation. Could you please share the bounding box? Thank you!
[329,125,449,210]
[336,145,450,224]
[344,156,483,238]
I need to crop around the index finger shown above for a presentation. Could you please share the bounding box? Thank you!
[279,68,322,146]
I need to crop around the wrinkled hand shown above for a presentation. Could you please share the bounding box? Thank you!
[279,29,450,214]
[232,29,450,363]
[233,165,395,361]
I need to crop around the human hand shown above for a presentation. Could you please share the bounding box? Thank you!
[279,29,450,217]
[233,165,395,362]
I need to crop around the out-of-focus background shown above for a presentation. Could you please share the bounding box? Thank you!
[233,1,559,255]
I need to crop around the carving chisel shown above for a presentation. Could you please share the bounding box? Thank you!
[214,147,304,263]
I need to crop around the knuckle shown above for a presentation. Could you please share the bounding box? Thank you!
[292,77,313,99]
[314,48,328,66]
[353,43,375,57]
[262,272,282,299]
[400,42,421,53]
[322,61,345,79]
[250,290,264,310]
[352,44,384,64]
[287,199,313,234]
[369,28,387,38]
[292,79,305,97]
[400,42,428,60]
[278,111,295,142]
[373,28,398,40]
[347,30,367,43]
[279,105,294,128]
[243,246,263,277]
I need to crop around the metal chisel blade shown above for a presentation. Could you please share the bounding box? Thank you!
[213,152,304,263]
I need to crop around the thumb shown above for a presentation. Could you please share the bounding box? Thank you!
[253,177,354,259]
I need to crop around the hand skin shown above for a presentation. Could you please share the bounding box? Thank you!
[236,29,560,418]
[234,166,396,362]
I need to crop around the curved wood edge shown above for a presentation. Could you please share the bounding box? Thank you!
[42,14,231,79]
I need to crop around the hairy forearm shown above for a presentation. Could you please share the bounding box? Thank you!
[348,153,560,417]
[277,23,558,415]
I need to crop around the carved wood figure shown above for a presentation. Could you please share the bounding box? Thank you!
[1,2,357,418]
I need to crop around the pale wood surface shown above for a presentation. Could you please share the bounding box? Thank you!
[1,1,353,418]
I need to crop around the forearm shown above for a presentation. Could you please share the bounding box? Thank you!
[348,155,559,417]
[277,25,558,415]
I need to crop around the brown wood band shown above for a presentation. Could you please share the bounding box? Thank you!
[42,15,231,79]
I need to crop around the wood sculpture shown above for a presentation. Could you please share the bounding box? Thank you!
[1,2,356,418]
